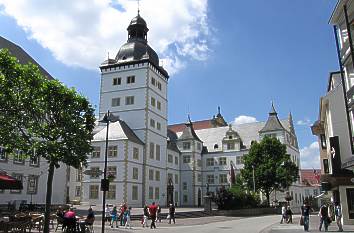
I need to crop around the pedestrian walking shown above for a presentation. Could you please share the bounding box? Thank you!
[280,205,287,224]
[142,205,149,228]
[335,202,343,232]
[119,203,127,226]
[168,203,176,224]
[149,202,158,229]
[319,204,329,232]
[286,206,293,224]
[110,206,119,228]
[124,206,132,229]
[301,202,311,232]
[157,204,162,223]
[105,204,111,225]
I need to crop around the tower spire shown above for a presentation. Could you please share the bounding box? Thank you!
[137,0,140,15]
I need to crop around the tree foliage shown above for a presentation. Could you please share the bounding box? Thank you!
[0,49,95,233]
[240,136,299,206]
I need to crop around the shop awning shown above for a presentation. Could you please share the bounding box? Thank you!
[0,173,23,190]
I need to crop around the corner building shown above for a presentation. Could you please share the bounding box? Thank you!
[78,14,304,208]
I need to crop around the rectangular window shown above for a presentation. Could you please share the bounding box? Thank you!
[320,134,327,149]
[323,159,329,174]
[127,75,135,84]
[157,82,162,90]
[113,77,121,86]
[11,173,23,193]
[108,146,118,157]
[206,158,214,166]
[183,142,191,150]
[125,96,134,105]
[30,152,39,167]
[75,186,81,197]
[133,147,139,160]
[207,175,215,184]
[197,174,202,182]
[156,122,161,130]
[151,77,156,86]
[219,174,227,184]
[111,97,120,107]
[175,156,179,165]
[236,156,243,165]
[107,166,117,178]
[92,146,100,158]
[155,144,160,161]
[149,187,154,199]
[132,186,138,200]
[0,147,7,162]
[149,169,154,181]
[168,154,173,163]
[155,170,160,181]
[133,167,139,180]
[89,185,99,199]
[227,142,235,150]
[219,157,227,165]
[157,101,161,110]
[76,167,82,181]
[155,187,160,199]
[346,188,354,219]
[175,174,179,184]
[168,173,173,182]
[13,150,25,164]
[107,185,116,199]
[183,155,191,163]
[149,142,154,159]
[151,97,156,107]
[90,167,101,179]
[197,159,202,167]
[27,175,38,194]
[175,191,178,203]
[183,194,188,203]
[197,143,201,150]
[150,118,155,128]
[183,182,187,191]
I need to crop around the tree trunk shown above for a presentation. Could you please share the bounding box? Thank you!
[43,162,55,233]
[265,190,270,207]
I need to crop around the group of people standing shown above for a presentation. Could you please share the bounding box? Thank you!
[300,201,343,232]
[280,205,293,224]
[105,203,132,229]
[104,202,176,229]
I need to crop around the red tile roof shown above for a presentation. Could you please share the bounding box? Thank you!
[168,120,214,133]
[301,169,321,186]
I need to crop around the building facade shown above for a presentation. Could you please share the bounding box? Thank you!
[67,13,305,208]
[312,72,354,225]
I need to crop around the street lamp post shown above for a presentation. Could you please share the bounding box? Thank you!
[252,165,256,193]
[99,110,118,233]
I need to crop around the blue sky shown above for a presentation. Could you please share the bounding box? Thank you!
[0,0,339,168]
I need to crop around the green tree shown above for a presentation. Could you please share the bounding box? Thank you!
[240,136,299,206]
[0,49,95,233]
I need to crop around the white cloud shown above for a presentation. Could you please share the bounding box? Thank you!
[232,115,258,125]
[300,141,320,169]
[297,118,311,126]
[0,0,211,75]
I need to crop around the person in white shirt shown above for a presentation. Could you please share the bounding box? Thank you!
[335,202,343,232]
[280,205,287,224]
[105,204,111,225]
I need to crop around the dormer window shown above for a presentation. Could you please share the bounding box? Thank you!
[214,144,218,149]
[183,142,191,150]
[227,142,235,150]
[229,136,232,139]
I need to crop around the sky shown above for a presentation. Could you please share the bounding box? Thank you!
[0,0,339,169]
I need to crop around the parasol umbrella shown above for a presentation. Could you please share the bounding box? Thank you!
[0,173,23,190]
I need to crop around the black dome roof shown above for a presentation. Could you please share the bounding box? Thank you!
[128,14,147,29]
[115,40,159,67]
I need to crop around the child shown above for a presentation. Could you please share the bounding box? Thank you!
[110,206,119,228]
[124,206,132,229]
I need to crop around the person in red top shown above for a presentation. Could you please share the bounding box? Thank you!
[64,207,76,219]
[149,202,158,229]
[119,203,127,226]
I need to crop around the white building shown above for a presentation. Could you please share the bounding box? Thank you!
[69,13,305,208]
[0,36,67,206]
